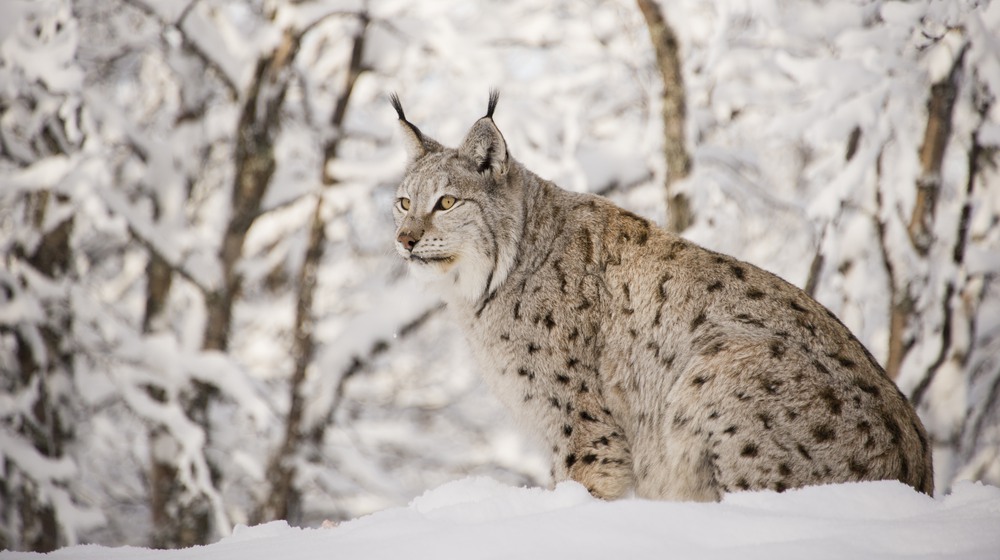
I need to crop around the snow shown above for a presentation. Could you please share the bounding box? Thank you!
[6,477,998,560]
[2,0,1000,551]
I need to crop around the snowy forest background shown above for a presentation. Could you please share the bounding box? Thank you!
[1,0,999,552]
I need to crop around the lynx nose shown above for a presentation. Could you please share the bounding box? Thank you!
[397,231,420,252]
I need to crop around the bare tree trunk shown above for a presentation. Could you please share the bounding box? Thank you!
[636,0,693,233]
[149,27,303,548]
[908,46,967,255]
[882,45,966,381]
[255,15,369,524]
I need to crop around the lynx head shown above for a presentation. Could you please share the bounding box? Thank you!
[391,91,523,305]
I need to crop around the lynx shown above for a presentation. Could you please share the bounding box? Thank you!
[389,92,933,501]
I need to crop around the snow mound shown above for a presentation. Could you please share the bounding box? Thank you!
[11,478,1000,560]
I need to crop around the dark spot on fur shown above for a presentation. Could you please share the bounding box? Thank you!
[785,409,799,421]
[690,312,707,332]
[628,328,638,339]
[513,301,521,320]
[500,333,510,341]
[658,272,673,300]
[741,443,759,457]
[883,415,903,445]
[662,353,676,369]
[692,375,710,387]
[708,410,720,420]
[555,374,570,384]
[527,343,540,354]
[812,425,836,443]
[594,436,610,447]
[517,367,535,381]
[819,387,843,415]
[857,381,880,396]
[769,342,786,359]
[775,330,790,339]
[578,382,590,393]
[565,453,577,468]
[914,421,929,454]
[523,393,534,402]
[848,459,868,477]
[566,357,579,369]
[701,340,726,356]
[827,352,857,369]
[579,229,594,263]
[543,312,556,331]
[746,288,766,300]
[789,299,808,313]
[665,241,687,261]
[774,481,788,493]
[797,444,813,461]
[760,377,781,395]
[778,463,792,477]
[569,327,580,341]
[549,397,561,409]
[580,410,597,422]
[723,426,738,435]
[563,424,573,437]
[756,412,773,430]
[735,313,767,328]
[730,265,746,281]
[812,360,830,375]
[581,453,598,465]
[707,280,724,292]
[736,478,751,490]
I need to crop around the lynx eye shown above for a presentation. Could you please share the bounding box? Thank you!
[436,195,457,211]
[399,197,411,211]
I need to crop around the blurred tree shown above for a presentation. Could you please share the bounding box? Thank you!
[636,0,692,232]
[0,1,97,550]
[255,11,370,525]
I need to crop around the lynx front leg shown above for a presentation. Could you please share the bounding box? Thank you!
[555,389,634,500]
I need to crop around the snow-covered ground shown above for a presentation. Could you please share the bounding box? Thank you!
[6,477,998,559]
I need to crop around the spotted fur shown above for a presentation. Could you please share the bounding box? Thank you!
[391,93,933,501]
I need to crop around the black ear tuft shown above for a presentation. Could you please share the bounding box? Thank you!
[389,92,406,120]
[486,89,500,119]
[391,93,442,160]
[459,93,508,177]
[390,92,421,140]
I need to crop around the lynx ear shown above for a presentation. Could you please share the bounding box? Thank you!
[459,90,508,177]
[390,93,441,161]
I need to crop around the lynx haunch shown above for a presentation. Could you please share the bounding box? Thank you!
[390,92,932,501]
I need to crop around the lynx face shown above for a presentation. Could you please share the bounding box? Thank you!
[391,93,522,303]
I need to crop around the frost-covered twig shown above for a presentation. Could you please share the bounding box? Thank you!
[118,0,239,98]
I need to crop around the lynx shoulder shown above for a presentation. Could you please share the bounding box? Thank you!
[390,92,933,501]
